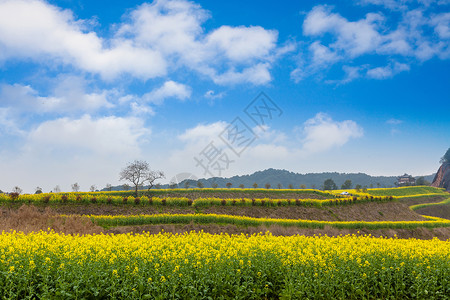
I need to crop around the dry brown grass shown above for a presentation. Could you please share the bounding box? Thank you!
[0,204,103,234]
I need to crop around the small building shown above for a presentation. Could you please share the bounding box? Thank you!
[396,174,415,186]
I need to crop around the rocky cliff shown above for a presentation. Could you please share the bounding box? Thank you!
[431,163,450,190]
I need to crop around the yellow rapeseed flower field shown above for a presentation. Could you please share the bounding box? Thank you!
[0,231,448,299]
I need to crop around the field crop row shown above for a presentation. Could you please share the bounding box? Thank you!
[1,231,448,299]
[364,186,447,197]
[0,193,395,207]
[89,213,450,230]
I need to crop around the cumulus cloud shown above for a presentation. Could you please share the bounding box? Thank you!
[178,121,228,144]
[0,79,113,115]
[295,3,450,83]
[0,0,282,85]
[299,113,363,155]
[27,115,149,156]
[0,0,166,80]
[143,81,192,105]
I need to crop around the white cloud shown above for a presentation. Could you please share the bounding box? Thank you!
[211,63,272,85]
[116,0,280,85]
[309,41,340,66]
[204,90,225,100]
[303,6,384,57]
[27,115,149,156]
[431,12,450,39]
[367,61,410,79]
[298,4,450,83]
[143,80,192,105]
[0,0,166,80]
[300,113,363,155]
[0,79,113,114]
[0,0,281,85]
[178,121,228,144]
[205,25,278,63]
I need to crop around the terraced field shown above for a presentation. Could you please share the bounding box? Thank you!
[1,186,449,299]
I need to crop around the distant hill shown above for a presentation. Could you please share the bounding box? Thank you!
[103,168,435,191]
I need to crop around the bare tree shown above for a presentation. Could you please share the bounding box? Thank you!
[105,183,112,191]
[119,160,164,196]
[145,170,165,191]
[13,186,22,194]
[35,187,43,194]
[90,185,96,192]
[54,185,61,193]
[71,183,80,192]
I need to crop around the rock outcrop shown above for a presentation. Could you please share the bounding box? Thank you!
[431,163,450,191]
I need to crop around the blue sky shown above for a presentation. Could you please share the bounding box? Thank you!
[0,0,449,192]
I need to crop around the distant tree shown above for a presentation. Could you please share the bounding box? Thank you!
[310,184,316,189]
[300,184,306,189]
[239,184,245,189]
[323,179,337,190]
[0,189,3,194]
[197,181,204,189]
[119,160,164,196]
[369,184,374,188]
[123,184,130,191]
[265,183,271,189]
[362,187,368,193]
[277,183,282,189]
[288,184,294,189]
[35,187,43,194]
[184,181,190,189]
[155,183,161,189]
[226,182,232,188]
[415,177,430,186]
[71,183,80,192]
[355,184,362,192]
[105,183,112,191]
[13,186,22,194]
[341,180,352,189]
[376,182,381,188]
[211,183,218,188]
[252,183,258,188]
[169,183,177,189]
[54,185,61,193]
[144,169,165,191]
[90,185,96,192]
[440,147,450,164]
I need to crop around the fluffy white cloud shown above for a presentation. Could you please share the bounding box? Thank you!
[205,25,278,63]
[300,113,363,155]
[27,115,149,156]
[0,78,112,114]
[0,0,282,85]
[431,12,450,39]
[143,81,191,105]
[178,121,228,144]
[303,6,384,57]
[296,4,450,83]
[0,0,166,80]
[113,0,281,85]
